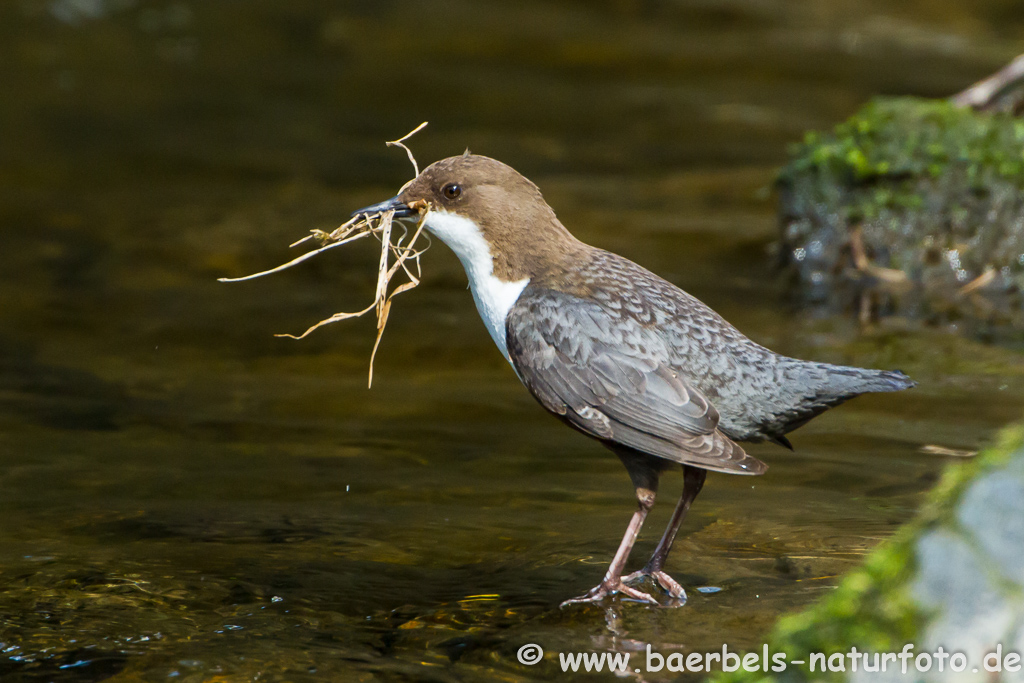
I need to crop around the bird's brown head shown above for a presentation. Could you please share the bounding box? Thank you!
[355,154,583,282]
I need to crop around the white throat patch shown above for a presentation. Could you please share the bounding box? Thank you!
[422,209,529,361]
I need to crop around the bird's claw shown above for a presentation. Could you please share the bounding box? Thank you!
[623,568,687,601]
[560,581,658,607]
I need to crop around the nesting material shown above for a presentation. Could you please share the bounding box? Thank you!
[219,123,433,387]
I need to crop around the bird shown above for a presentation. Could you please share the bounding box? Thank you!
[353,153,915,606]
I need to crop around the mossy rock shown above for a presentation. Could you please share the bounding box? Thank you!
[778,97,1024,339]
[713,424,1024,683]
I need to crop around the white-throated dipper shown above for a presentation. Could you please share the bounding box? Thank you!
[353,153,914,606]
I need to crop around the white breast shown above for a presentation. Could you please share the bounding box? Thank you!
[421,210,529,361]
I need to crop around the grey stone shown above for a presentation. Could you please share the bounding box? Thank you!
[957,466,1024,586]
[912,529,1018,682]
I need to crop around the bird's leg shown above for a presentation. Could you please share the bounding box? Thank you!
[624,466,706,600]
[561,486,658,606]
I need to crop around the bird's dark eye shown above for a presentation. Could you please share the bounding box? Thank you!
[442,183,462,200]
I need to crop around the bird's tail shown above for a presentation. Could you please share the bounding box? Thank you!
[851,368,917,389]
[762,360,915,442]
[831,367,916,394]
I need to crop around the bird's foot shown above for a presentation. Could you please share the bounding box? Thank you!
[622,568,687,601]
[560,580,658,607]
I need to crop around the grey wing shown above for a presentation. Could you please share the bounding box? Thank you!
[506,287,766,475]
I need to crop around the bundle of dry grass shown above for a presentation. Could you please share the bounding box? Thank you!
[219,123,432,387]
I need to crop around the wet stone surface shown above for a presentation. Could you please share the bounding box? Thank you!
[718,426,1024,683]
[904,461,1024,682]
[779,97,1024,339]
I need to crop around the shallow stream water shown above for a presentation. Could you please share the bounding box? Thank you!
[2,1,1023,680]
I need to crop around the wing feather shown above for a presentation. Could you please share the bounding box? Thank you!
[507,287,766,475]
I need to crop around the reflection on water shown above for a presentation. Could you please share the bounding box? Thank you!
[1,0,1022,680]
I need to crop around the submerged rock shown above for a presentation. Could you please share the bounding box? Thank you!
[715,424,1024,683]
[778,97,1024,338]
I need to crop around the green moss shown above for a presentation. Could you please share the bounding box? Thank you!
[778,96,1024,337]
[713,424,1024,683]
[784,97,1024,187]
[782,97,1024,228]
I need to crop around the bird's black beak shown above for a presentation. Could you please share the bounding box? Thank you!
[351,195,416,219]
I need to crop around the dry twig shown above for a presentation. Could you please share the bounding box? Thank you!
[219,123,433,387]
[920,444,978,458]
[952,54,1024,114]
